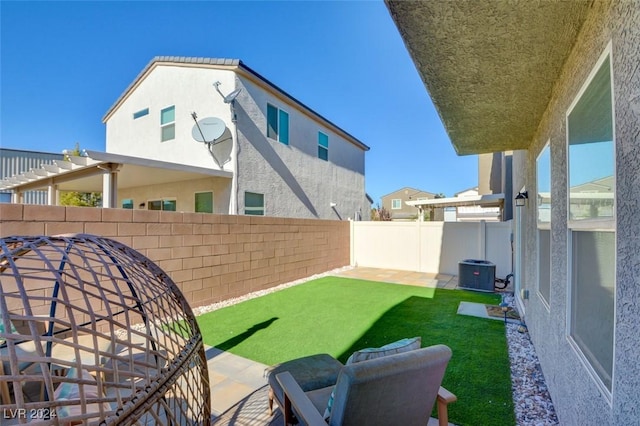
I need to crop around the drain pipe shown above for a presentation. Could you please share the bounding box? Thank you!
[229,100,239,215]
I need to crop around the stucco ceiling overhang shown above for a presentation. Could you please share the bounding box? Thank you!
[385,1,592,155]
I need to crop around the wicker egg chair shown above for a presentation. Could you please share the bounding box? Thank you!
[0,234,210,425]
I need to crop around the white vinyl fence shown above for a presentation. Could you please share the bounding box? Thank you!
[350,220,513,279]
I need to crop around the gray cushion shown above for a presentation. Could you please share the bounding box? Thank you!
[345,337,422,365]
[329,345,452,426]
[266,353,343,407]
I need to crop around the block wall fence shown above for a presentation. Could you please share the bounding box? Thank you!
[0,204,350,308]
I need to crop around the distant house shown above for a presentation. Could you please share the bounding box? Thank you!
[380,187,436,221]
[2,57,371,220]
[446,186,502,222]
[387,1,639,424]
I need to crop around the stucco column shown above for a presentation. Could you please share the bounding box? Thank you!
[47,180,58,206]
[101,164,120,208]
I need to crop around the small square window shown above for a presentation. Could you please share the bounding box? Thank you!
[148,200,162,210]
[195,192,213,213]
[391,199,402,209]
[122,198,134,209]
[244,192,264,216]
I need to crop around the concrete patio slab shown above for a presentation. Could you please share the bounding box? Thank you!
[334,266,458,289]
[457,301,519,324]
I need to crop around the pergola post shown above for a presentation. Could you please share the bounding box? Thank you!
[101,164,120,208]
[47,180,58,206]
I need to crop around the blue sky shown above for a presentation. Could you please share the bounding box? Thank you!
[0,1,478,203]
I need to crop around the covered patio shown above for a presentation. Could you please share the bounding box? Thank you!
[0,150,232,212]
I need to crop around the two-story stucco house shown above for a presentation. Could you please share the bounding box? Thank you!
[102,57,370,220]
[380,187,435,221]
[387,1,639,424]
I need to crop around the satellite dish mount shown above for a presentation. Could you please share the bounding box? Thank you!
[190,82,242,169]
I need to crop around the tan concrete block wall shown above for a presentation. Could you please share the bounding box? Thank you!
[0,204,350,308]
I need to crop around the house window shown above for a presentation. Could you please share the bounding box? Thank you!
[195,191,213,213]
[244,192,264,216]
[567,48,615,393]
[391,199,402,209]
[318,132,329,161]
[133,108,149,119]
[160,105,176,142]
[122,198,134,209]
[537,143,551,307]
[148,198,176,211]
[267,103,289,144]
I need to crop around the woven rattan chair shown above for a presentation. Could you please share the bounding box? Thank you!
[0,234,210,425]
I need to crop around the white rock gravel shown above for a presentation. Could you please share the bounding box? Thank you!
[191,265,354,316]
[503,294,559,425]
[190,268,559,425]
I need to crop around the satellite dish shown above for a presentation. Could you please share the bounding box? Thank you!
[210,128,233,164]
[191,117,226,143]
[224,88,242,103]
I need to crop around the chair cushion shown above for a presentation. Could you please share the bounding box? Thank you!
[266,353,343,408]
[54,367,111,420]
[324,337,422,419]
[345,337,421,365]
[0,317,18,344]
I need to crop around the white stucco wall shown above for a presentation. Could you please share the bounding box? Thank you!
[234,75,368,220]
[105,65,236,172]
[117,177,231,214]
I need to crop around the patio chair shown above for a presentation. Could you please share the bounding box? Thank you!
[276,344,456,426]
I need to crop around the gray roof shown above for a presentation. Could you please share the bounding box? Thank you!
[103,56,369,151]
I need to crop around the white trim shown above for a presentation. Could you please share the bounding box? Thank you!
[514,185,526,317]
[536,228,551,312]
[536,141,551,310]
[391,199,402,210]
[565,41,616,403]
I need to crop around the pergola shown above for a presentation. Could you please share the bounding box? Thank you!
[406,193,505,222]
[0,150,232,208]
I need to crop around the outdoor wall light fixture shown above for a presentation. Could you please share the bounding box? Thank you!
[515,191,528,207]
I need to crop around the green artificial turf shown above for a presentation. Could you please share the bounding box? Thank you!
[197,276,515,426]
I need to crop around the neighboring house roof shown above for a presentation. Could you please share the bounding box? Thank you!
[1,147,64,157]
[102,56,370,152]
[385,1,592,155]
[454,186,479,197]
[380,186,433,199]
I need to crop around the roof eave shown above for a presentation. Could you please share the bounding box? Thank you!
[385,1,592,155]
